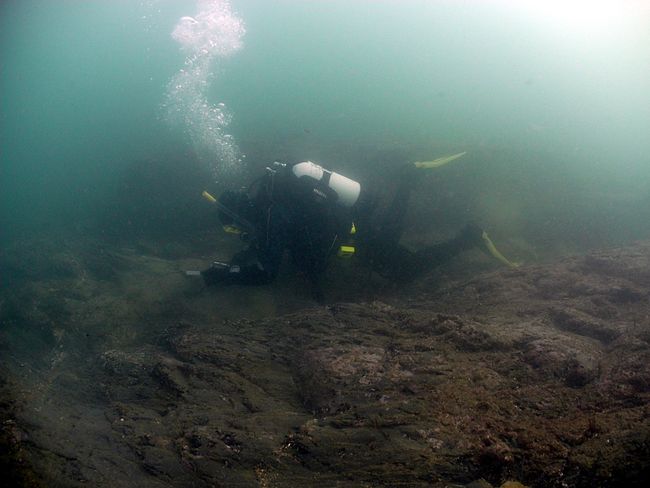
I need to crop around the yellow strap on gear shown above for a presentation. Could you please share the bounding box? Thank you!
[338,245,355,258]
[350,222,356,235]
[481,231,519,268]
[202,190,217,203]
[203,190,245,235]
[223,225,242,235]
[413,151,467,169]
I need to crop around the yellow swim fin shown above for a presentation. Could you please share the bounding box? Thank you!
[413,151,467,169]
[481,231,519,268]
[202,190,217,203]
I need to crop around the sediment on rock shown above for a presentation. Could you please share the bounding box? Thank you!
[2,238,650,486]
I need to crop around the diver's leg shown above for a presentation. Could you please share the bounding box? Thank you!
[411,223,484,271]
[378,163,419,243]
[371,223,484,282]
[354,163,419,273]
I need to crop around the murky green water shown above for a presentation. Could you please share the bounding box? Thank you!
[1,0,649,249]
[2,4,650,485]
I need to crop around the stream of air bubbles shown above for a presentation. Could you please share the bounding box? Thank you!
[164,0,245,180]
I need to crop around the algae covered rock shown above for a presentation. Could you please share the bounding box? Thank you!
[2,237,650,486]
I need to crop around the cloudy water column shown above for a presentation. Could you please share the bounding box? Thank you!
[164,0,245,180]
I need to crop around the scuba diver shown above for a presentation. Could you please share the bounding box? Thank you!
[197,154,516,301]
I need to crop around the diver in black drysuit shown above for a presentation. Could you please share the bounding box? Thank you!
[201,161,484,300]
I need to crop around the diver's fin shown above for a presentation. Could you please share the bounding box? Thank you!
[413,151,467,169]
[481,231,519,268]
[202,190,217,203]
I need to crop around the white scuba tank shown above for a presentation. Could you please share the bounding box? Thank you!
[292,161,361,207]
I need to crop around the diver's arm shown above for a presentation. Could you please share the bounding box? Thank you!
[201,259,276,286]
[202,242,283,286]
[203,210,287,287]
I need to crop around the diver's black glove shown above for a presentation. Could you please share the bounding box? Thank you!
[456,223,484,250]
[201,261,231,286]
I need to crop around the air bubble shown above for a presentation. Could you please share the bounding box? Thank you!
[164,0,246,179]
